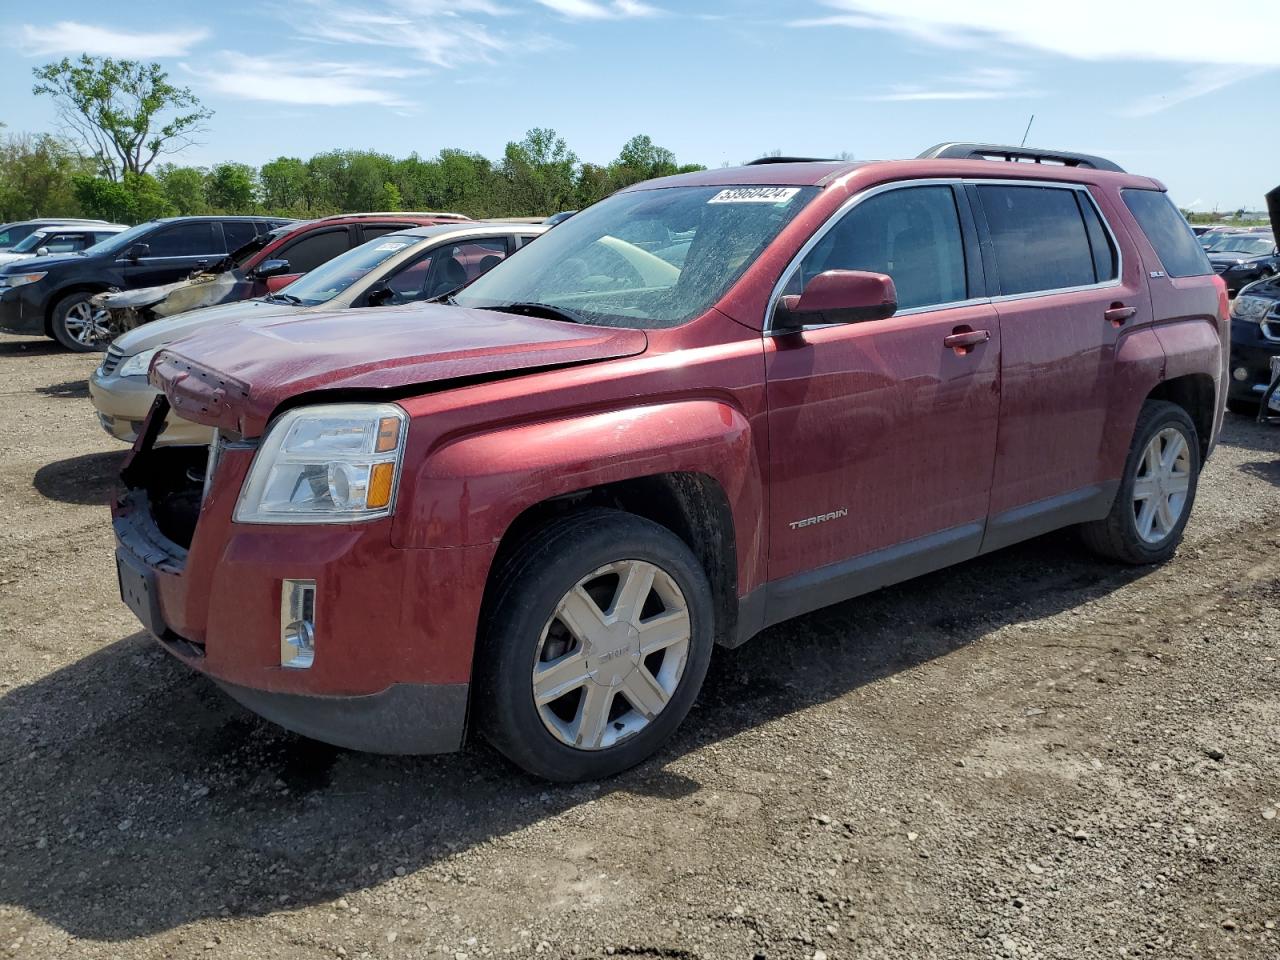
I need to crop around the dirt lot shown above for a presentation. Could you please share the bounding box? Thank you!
[1,330,1278,960]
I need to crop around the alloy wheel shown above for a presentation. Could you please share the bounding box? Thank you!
[1132,427,1192,544]
[62,300,111,348]
[532,559,691,751]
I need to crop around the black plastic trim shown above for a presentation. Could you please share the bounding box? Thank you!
[216,680,469,755]
[980,481,1119,554]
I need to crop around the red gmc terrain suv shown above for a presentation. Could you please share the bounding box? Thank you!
[114,143,1228,781]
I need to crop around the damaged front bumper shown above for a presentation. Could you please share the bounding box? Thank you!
[111,399,480,755]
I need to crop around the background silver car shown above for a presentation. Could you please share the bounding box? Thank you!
[89,221,547,444]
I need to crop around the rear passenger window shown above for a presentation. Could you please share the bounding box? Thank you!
[279,229,350,274]
[790,185,968,311]
[221,221,259,253]
[147,222,220,257]
[977,185,1099,295]
[1121,189,1212,278]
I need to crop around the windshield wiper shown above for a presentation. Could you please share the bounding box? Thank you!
[480,301,588,325]
[265,292,304,305]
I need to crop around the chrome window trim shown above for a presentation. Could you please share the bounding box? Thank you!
[764,176,1125,335]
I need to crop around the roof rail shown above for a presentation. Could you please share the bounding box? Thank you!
[917,142,1125,174]
[747,156,837,165]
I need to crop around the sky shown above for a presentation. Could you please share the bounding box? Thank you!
[1,0,1276,212]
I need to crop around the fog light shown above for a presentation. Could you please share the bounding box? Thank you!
[1233,367,1249,381]
[280,579,316,669]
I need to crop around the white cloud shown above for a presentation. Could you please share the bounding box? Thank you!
[861,67,1039,102]
[795,1,1280,66]
[184,53,416,109]
[288,0,525,67]
[17,21,210,58]
[533,0,660,20]
[1121,65,1273,116]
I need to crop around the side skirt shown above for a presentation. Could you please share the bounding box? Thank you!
[730,481,1120,647]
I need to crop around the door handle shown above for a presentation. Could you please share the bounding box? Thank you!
[943,327,991,354]
[1105,304,1137,326]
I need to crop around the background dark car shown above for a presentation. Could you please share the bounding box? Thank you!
[98,211,471,336]
[0,215,290,351]
[1226,185,1280,414]
[1206,232,1279,295]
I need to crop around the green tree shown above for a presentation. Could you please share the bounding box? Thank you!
[155,164,207,215]
[0,131,92,221]
[260,156,308,211]
[205,162,257,211]
[73,171,174,223]
[500,127,577,216]
[33,55,212,181]
[380,181,402,211]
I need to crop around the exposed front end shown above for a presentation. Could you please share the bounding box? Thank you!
[111,398,487,754]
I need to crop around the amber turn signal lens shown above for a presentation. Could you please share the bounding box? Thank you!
[376,416,401,453]
[366,462,396,509]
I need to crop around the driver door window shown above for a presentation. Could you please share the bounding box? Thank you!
[784,185,968,312]
[382,254,434,303]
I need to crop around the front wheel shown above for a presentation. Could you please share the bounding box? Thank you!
[1081,400,1200,565]
[476,509,714,781]
[50,291,111,352]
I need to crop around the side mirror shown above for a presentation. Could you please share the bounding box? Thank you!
[774,269,898,332]
[35,246,49,257]
[254,258,291,279]
[365,283,396,307]
[126,242,150,262]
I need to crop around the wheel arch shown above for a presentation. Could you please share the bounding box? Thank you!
[44,283,114,335]
[483,472,741,647]
[1145,372,1216,460]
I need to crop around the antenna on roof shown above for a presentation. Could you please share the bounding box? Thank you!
[1020,114,1035,147]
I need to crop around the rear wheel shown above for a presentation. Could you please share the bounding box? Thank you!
[50,291,110,352]
[1081,400,1200,565]
[476,509,714,781]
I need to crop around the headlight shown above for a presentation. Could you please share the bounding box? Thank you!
[1231,295,1273,321]
[0,271,47,289]
[234,403,408,524]
[117,346,159,378]
[1226,260,1255,271]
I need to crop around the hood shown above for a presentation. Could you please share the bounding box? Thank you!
[1208,250,1269,264]
[113,297,300,356]
[0,252,33,267]
[1240,273,1280,301]
[0,251,84,273]
[100,270,245,320]
[151,303,648,437]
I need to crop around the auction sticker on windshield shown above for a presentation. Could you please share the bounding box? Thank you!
[374,242,410,251]
[708,187,801,204]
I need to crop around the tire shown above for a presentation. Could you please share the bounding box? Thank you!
[475,508,715,782]
[50,291,110,352]
[1225,397,1259,417]
[1081,400,1200,565]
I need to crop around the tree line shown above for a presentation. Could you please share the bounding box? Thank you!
[1,55,705,225]
[0,126,705,225]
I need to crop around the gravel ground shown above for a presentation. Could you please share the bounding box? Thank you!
[1,330,1278,960]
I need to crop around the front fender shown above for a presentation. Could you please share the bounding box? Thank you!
[392,399,764,591]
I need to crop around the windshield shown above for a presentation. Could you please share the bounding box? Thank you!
[272,232,422,306]
[85,221,158,256]
[1210,235,1275,255]
[11,232,57,253]
[453,184,819,328]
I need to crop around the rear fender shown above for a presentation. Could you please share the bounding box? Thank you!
[1098,328,1166,480]
[392,399,764,593]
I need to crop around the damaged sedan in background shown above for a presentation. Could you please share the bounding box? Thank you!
[90,212,471,341]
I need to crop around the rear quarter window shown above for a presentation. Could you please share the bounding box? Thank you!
[1121,189,1212,278]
